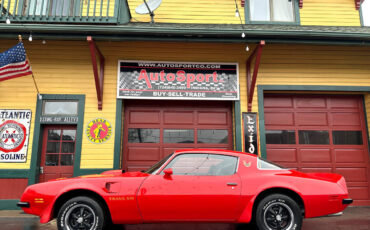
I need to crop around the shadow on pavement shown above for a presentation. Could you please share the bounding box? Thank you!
[0,207,369,230]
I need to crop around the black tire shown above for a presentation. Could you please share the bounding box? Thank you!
[255,194,302,230]
[57,196,106,230]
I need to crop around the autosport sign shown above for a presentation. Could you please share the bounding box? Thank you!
[0,110,31,162]
[117,61,239,100]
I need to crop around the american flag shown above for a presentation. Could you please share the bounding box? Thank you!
[0,42,32,82]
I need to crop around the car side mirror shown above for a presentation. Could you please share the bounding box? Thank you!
[163,168,173,177]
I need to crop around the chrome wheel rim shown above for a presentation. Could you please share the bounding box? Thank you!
[263,202,294,230]
[65,204,96,230]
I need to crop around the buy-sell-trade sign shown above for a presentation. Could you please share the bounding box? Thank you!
[0,110,32,162]
[117,61,239,100]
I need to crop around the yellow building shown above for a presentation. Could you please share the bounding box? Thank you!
[0,0,370,209]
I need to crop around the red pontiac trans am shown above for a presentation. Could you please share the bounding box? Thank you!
[17,149,352,230]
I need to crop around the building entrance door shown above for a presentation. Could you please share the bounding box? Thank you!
[39,125,76,183]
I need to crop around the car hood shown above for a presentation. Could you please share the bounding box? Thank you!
[47,170,149,182]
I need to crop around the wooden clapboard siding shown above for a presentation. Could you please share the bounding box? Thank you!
[1,40,370,168]
[249,44,370,112]
[300,0,361,26]
[0,40,118,169]
[128,0,361,26]
[127,0,244,24]
[0,55,37,169]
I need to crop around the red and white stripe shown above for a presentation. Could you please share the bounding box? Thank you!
[0,60,32,82]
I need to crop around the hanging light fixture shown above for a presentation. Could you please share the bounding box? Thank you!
[235,9,240,18]
[246,44,250,52]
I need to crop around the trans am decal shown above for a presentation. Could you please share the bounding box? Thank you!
[0,109,31,162]
[117,61,239,100]
[86,118,112,144]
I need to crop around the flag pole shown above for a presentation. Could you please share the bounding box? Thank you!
[18,35,42,100]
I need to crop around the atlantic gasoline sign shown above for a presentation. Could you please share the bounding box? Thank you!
[0,110,31,162]
[86,118,112,144]
[117,61,239,100]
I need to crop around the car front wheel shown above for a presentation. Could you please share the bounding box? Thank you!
[57,196,106,230]
[255,194,302,230]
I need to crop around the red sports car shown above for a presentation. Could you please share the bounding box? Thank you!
[17,149,352,230]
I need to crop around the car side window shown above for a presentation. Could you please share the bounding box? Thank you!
[162,154,238,176]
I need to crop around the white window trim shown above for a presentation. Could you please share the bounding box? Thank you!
[362,0,370,26]
[245,0,300,25]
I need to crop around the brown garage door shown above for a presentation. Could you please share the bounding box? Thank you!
[264,94,370,206]
[123,100,233,172]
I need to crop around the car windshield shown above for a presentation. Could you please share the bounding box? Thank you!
[257,157,286,170]
[144,153,173,174]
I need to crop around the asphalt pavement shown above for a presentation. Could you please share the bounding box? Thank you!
[0,207,369,230]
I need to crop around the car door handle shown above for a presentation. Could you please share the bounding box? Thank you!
[227,182,238,186]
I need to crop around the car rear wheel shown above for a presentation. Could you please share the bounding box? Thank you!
[57,196,106,230]
[255,194,302,230]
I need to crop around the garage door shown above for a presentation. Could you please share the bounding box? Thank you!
[264,94,370,206]
[123,100,233,172]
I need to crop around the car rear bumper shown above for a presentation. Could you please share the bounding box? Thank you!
[342,198,353,205]
[17,202,30,208]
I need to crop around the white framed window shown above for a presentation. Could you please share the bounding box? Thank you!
[247,0,297,23]
[42,100,78,116]
[362,0,370,26]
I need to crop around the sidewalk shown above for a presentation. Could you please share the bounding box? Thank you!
[0,210,37,218]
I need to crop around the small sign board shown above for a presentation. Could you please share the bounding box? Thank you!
[86,118,112,144]
[243,112,258,155]
[117,61,239,100]
[0,109,32,162]
[40,116,78,124]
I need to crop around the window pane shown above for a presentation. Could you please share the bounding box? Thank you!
[62,142,75,153]
[46,142,60,153]
[45,154,58,166]
[43,101,78,115]
[48,130,61,140]
[62,130,76,141]
[163,154,237,176]
[333,131,363,145]
[61,154,74,166]
[266,130,295,144]
[197,130,228,144]
[128,129,160,143]
[164,154,208,175]
[207,155,238,176]
[257,158,284,170]
[271,0,294,22]
[250,0,270,21]
[28,0,48,16]
[164,129,194,143]
[362,0,370,26]
[298,130,329,145]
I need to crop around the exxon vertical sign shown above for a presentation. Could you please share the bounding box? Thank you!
[243,113,258,155]
[117,61,239,100]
